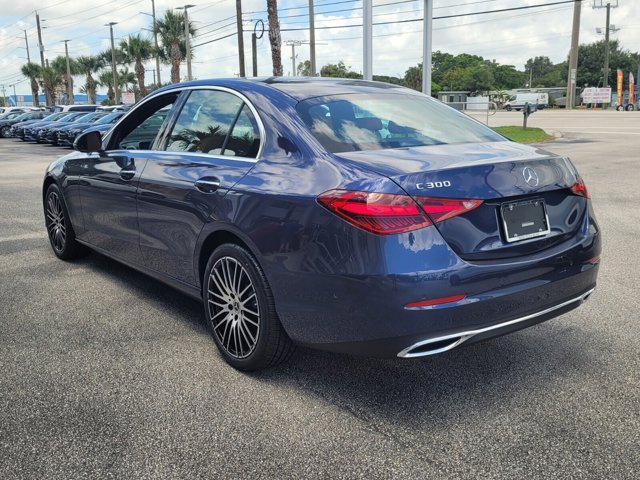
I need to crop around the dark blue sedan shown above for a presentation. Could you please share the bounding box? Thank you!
[42,78,600,370]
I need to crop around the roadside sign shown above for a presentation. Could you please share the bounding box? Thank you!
[581,87,611,104]
[121,91,135,105]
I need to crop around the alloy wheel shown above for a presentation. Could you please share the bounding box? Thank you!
[45,192,66,252]
[207,256,260,359]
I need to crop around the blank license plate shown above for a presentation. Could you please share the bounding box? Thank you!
[501,199,550,243]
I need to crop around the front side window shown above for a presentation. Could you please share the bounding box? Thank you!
[108,92,178,151]
[165,90,260,158]
[296,93,504,154]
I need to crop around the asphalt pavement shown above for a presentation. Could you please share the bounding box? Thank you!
[1,111,639,479]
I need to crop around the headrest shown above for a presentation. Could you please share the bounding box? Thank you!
[355,117,383,131]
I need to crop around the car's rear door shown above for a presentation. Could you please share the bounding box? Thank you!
[76,91,180,264]
[136,87,262,286]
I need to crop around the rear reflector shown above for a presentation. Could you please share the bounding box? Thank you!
[570,177,590,198]
[405,294,466,309]
[318,189,483,235]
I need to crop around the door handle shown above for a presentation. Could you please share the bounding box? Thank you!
[119,168,136,181]
[194,177,221,193]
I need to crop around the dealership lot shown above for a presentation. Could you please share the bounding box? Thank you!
[1,111,639,478]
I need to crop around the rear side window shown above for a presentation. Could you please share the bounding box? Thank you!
[296,93,503,153]
[166,89,260,158]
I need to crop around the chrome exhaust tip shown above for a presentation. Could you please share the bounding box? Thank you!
[397,288,595,359]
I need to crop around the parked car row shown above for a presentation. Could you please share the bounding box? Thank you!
[2,105,128,147]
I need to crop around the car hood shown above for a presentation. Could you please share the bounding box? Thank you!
[60,122,93,131]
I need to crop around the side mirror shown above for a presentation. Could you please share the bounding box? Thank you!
[74,130,103,153]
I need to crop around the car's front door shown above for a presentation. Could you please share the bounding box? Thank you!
[77,92,180,263]
[136,88,262,286]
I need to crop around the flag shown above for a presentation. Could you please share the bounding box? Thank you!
[617,69,623,107]
[630,73,635,107]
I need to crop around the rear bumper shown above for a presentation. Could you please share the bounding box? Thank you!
[267,201,601,357]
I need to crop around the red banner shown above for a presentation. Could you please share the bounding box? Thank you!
[630,73,635,107]
[617,69,623,106]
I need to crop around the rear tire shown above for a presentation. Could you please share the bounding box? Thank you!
[44,183,87,260]
[203,243,295,371]
[505,105,512,111]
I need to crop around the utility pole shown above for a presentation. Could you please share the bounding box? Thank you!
[35,12,45,69]
[35,12,51,106]
[235,0,246,77]
[421,0,433,95]
[593,1,619,88]
[363,0,372,80]
[12,84,17,106]
[151,0,161,86]
[23,30,31,63]
[308,0,316,76]
[106,22,119,104]
[182,5,194,81]
[566,0,582,109]
[62,40,73,104]
[285,40,302,76]
[251,20,264,77]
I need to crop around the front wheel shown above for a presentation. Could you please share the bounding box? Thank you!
[0,126,10,138]
[44,183,87,260]
[203,244,294,371]
[505,105,512,111]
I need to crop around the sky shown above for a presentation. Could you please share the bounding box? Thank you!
[0,0,639,95]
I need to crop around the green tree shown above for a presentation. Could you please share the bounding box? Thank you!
[320,61,361,79]
[297,60,312,76]
[21,62,42,107]
[75,55,105,104]
[576,40,639,87]
[50,55,79,104]
[120,34,155,97]
[40,67,62,106]
[98,71,116,104]
[403,63,440,95]
[154,10,195,83]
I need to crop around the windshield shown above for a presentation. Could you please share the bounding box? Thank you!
[74,112,102,123]
[296,93,503,153]
[59,113,81,122]
[96,112,123,124]
[42,113,59,121]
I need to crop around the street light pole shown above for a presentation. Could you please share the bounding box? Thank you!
[23,30,31,63]
[182,5,195,81]
[106,22,119,104]
[151,0,161,86]
[362,0,372,80]
[235,0,246,77]
[308,0,316,76]
[421,0,433,95]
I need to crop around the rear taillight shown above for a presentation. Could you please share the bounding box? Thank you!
[317,190,431,234]
[415,197,483,223]
[570,177,589,198]
[317,189,483,235]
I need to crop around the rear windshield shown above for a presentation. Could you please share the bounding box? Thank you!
[296,93,503,153]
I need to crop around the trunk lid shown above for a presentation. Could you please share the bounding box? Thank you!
[336,141,587,260]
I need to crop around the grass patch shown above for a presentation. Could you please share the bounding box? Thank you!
[493,126,552,144]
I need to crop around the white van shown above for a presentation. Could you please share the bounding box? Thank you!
[504,93,549,111]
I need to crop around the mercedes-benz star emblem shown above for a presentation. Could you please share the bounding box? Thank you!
[522,167,540,187]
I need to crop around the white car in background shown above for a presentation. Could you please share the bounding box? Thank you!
[504,93,549,111]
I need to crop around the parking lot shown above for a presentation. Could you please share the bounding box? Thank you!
[1,111,639,478]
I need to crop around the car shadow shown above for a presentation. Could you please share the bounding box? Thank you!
[76,250,603,431]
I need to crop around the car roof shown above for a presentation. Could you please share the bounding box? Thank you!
[153,77,410,102]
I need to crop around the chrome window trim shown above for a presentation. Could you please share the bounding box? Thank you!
[101,85,265,162]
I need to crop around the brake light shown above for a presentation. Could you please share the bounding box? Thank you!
[416,197,483,223]
[317,190,431,234]
[570,177,589,198]
[318,190,484,235]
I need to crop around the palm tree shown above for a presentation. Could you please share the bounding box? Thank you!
[50,55,79,104]
[119,67,137,93]
[98,71,116,104]
[154,10,195,83]
[40,67,62,106]
[267,0,283,76]
[21,62,42,107]
[120,34,154,97]
[75,55,104,104]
